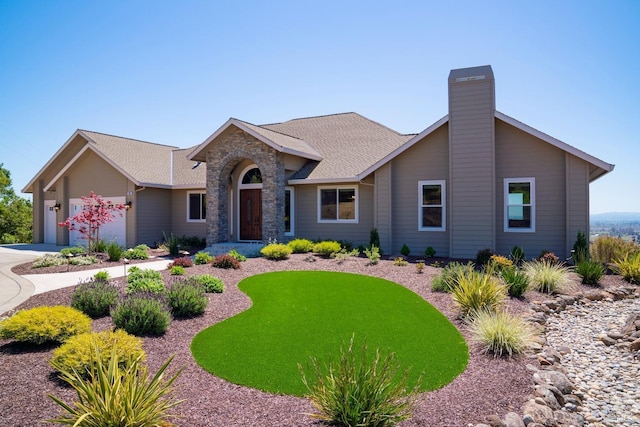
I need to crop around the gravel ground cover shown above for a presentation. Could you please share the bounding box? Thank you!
[1,253,629,426]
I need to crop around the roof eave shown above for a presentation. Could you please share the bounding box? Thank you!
[287,177,359,185]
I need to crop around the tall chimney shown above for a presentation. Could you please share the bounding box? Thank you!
[448,65,496,258]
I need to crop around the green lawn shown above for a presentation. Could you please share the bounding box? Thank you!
[191,271,468,396]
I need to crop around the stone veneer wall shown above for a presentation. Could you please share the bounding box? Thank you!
[205,127,286,245]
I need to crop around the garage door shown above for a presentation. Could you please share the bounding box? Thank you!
[68,197,126,248]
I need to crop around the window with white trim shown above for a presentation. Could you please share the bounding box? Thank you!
[285,187,294,235]
[504,178,535,232]
[318,186,358,223]
[187,192,206,222]
[418,180,446,231]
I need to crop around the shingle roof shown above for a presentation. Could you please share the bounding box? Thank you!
[261,113,414,180]
[236,120,323,160]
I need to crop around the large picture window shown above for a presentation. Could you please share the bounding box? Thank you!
[418,180,445,231]
[188,192,206,222]
[318,186,358,223]
[504,178,535,232]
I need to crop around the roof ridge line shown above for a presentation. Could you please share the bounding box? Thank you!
[259,111,357,127]
[78,129,179,149]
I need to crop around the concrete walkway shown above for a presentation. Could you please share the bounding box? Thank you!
[0,244,171,315]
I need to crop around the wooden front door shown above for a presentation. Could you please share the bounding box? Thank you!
[240,189,262,240]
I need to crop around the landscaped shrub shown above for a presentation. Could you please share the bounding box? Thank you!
[50,330,145,377]
[299,336,419,427]
[487,254,514,274]
[111,292,172,336]
[126,244,150,260]
[228,249,247,262]
[287,238,314,253]
[90,239,108,253]
[0,306,91,344]
[32,253,67,268]
[431,261,475,292]
[187,274,224,293]
[475,248,494,266]
[576,260,605,286]
[260,243,292,260]
[469,310,535,358]
[313,241,342,257]
[393,256,408,266]
[194,251,213,265]
[69,255,98,266]
[332,248,360,264]
[126,268,165,294]
[501,268,530,298]
[60,246,86,257]
[591,235,639,264]
[170,265,186,276]
[400,244,410,256]
[211,254,242,268]
[369,228,381,250]
[363,245,381,265]
[105,241,124,261]
[509,246,525,265]
[168,256,193,268]
[424,246,436,258]
[93,270,110,281]
[572,231,589,264]
[166,280,208,317]
[71,279,119,318]
[612,252,640,284]
[415,262,425,274]
[49,348,183,427]
[538,250,559,264]
[523,260,571,294]
[162,231,180,256]
[451,271,507,317]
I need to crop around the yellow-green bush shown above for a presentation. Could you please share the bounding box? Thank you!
[469,310,535,358]
[51,329,145,376]
[312,240,342,257]
[0,306,91,344]
[612,252,640,284]
[451,271,507,317]
[260,243,292,260]
[287,238,314,253]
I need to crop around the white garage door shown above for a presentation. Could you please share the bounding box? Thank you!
[44,200,58,244]
[68,197,126,248]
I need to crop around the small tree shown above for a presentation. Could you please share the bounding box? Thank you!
[58,192,126,255]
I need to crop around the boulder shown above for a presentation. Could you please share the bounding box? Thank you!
[522,399,555,426]
[630,338,640,352]
[621,313,640,335]
[504,412,526,427]
[533,370,573,394]
[597,333,616,346]
[553,410,584,426]
[485,414,505,426]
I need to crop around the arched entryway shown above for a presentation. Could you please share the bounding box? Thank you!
[238,165,262,241]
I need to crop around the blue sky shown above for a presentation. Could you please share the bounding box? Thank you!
[0,0,638,214]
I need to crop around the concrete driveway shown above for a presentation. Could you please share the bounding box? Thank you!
[0,244,62,315]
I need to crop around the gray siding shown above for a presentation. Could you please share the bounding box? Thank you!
[374,163,392,253]
[171,189,207,240]
[389,124,450,256]
[495,120,566,259]
[448,66,496,258]
[294,184,373,247]
[136,188,172,246]
[565,154,590,257]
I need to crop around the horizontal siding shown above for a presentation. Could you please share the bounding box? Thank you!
[495,120,566,259]
[374,163,393,253]
[294,184,373,247]
[66,151,128,198]
[566,155,589,255]
[171,189,207,240]
[136,188,172,246]
[390,124,450,256]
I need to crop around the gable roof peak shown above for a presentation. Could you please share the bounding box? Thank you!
[78,129,179,149]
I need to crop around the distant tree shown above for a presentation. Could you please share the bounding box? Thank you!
[58,192,125,254]
[0,164,32,243]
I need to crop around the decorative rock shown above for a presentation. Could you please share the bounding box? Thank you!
[630,337,640,352]
[485,414,506,426]
[503,412,526,427]
[597,333,616,346]
[522,414,535,426]
[533,370,573,394]
[553,410,584,426]
[584,291,605,301]
[522,399,554,425]
[622,313,640,335]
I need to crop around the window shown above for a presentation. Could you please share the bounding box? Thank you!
[188,192,206,222]
[504,178,535,232]
[318,186,358,223]
[418,180,446,231]
[285,187,294,236]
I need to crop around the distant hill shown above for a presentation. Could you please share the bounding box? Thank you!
[591,212,640,222]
